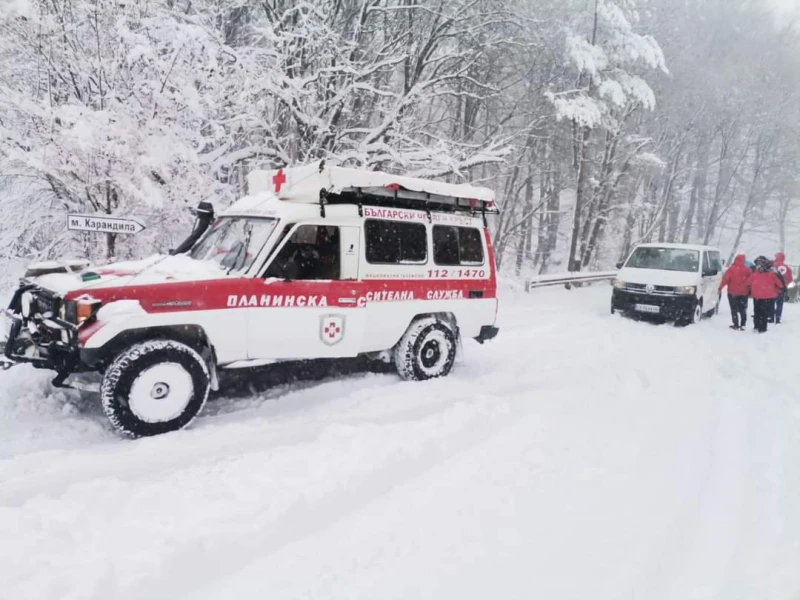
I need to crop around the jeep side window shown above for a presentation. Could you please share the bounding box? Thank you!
[433,225,484,266]
[458,227,484,265]
[433,226,460,266]
[365,219,427,264]
[264,225,341,280]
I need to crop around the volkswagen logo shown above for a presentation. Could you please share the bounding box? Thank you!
[645,284,655,293]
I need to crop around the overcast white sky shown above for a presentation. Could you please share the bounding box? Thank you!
[768,0,798,15]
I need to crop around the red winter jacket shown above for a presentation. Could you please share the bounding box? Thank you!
[719,254,751,296]
[774,252,794,285]
[748,269,784,300]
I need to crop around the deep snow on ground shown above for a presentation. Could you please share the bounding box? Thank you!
[2,285,800,600]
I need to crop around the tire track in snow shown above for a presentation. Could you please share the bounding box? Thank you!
[1,394,535,600]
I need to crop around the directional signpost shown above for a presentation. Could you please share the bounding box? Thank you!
[67,214,146,235]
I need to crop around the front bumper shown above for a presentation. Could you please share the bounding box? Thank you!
[1,285,83,378]
[611,289,696,320]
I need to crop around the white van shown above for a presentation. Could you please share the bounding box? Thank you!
[611,243,723,325]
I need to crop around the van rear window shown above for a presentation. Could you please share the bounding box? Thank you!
[365,219,427,264]
[433,226,484,266]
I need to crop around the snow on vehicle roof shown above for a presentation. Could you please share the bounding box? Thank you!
[246,161,495,207]
[636,242,720,252]
[219,191,283,218]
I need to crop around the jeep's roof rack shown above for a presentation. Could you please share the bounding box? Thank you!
[246,161,497,215]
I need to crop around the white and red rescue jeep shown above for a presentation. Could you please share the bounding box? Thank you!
[1,162,500,437]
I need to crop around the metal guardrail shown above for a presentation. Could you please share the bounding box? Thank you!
[525,271,618,293]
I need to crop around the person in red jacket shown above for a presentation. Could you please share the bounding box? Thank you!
[748,256,785,333]
[773,252,793,324]
[718,254,751,330]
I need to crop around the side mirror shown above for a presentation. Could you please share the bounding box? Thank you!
[615,261,624,270]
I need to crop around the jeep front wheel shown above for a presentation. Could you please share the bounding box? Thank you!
[101,340,210,438]
[393,318,457,381]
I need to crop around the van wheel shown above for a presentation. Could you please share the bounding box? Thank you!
[101,340,210,438]
[393,318,457,381]
[692,301,704,324]
[675,300,703,327]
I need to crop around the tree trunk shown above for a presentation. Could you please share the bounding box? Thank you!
[106,232,117,260]
[104,179,117,260]
[778,191,790,251]
[665,203,680,242]
[515,176,534,276]
[727,136,767,263]
[539,158,563,274]
[568,126,592,272]
[492,164,521,270]
[682,138,709,243]
[619,176,644,262]
[534,173,547,269]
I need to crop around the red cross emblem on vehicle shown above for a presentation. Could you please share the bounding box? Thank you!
[320,315,345,345]
[273,168,287,193]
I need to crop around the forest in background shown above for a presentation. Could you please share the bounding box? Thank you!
[0,0,798,274]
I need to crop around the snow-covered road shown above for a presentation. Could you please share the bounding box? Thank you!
[2,285,800,600]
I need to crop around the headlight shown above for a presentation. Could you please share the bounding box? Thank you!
[675,286,696,295]
[76,298,101,323]
[614,279,626,289]
[66,296,102,324]
[20,292,33,318]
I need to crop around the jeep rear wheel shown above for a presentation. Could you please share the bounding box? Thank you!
[101,340,210,438]
[393,318,457,381]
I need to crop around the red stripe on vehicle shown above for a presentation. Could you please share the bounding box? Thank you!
[65,277,495,314]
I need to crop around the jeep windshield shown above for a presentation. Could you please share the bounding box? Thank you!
[625,247,700,273]
[189,217,277,272]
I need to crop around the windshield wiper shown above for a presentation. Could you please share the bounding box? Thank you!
[226,224,253,275]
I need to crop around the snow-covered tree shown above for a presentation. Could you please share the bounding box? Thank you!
[546,0,667,271]
[0,0,237,259]
[0,0,796,271]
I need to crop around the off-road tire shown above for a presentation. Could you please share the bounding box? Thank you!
[393,318,457,381]
[101,340,210,438]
